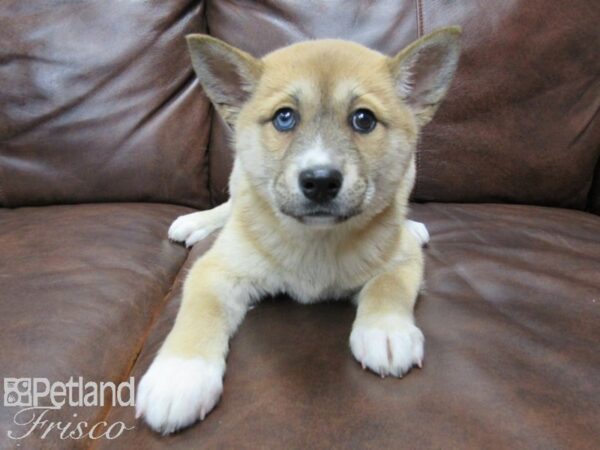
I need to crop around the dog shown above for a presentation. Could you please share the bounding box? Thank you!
[136,27,461,434]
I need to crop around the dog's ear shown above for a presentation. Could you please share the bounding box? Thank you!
[186,35,263,128]
[389,27,461,127]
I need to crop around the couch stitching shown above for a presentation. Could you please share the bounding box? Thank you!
[203,1,218,208]
[205,104,217,208]
[415,0,424,38]
[414,0,424,200]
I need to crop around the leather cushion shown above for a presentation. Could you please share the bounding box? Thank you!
[415,0,600,208]
[204,0,600,208]
[0,203,192,449]
[98,203,600,449]
[0,0,211,209]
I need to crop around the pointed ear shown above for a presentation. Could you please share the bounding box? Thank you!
[186,34,263,128]
[389,26,462,126]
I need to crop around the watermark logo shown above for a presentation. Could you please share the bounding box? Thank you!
[4,379,32,407]
[3,377,136,441]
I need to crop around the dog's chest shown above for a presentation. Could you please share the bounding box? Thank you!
[272,238,387,303]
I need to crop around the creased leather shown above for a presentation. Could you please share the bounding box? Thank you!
[0,203,192,449]
[97,203,600,450]
[203,0,600,208]
[0,0,211,209]
[414,0,600,209]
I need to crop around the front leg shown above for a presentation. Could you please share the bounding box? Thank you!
[350,229,425,377]
[169,199,231,247]
[136,250,252,434]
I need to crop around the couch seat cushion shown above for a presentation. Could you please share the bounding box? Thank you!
[96,203,600,450]
[0,203,193,449]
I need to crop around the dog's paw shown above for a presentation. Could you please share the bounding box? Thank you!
[406,220,430,246]
[135,356,224,434]
[168,212,217,247]
[350,315,424,378]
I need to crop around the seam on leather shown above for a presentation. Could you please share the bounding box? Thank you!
[86,251,191,450]
[416,0,424,38]
[414,0,424,200]
[205,104,217,208]
[204,2,218,208]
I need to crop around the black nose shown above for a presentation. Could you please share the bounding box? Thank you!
[299,167,343,203]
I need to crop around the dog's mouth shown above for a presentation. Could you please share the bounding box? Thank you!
[281,207,361,226]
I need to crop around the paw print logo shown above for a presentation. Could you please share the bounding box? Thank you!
[4,378,32,407]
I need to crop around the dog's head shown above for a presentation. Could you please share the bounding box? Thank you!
[187,29,461,227]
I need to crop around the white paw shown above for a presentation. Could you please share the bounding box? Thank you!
[406,220,430,246]
[168,212,217,247]
[350,315,424,378]
[136,356,224,434]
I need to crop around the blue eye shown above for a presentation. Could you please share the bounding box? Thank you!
[272,108,297,132]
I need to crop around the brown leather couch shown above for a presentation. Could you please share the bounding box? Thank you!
[1,1,599,449]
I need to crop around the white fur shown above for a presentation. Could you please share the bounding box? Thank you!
[342,162,361,198]
[350,315,424,377]
[136,356,224,434]
[168,200,231,247]
[406,219,430,245]
[173,207,430,251]
[296,136,334,169]
[173,199,430,258]
[200,206,429,305]
[220,217,366,303]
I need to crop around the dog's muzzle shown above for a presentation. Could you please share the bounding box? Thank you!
[275,164,365,226]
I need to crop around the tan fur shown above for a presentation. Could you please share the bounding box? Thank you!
[160,256,230,361]
[137,28,461,434]
[357,226,424,319]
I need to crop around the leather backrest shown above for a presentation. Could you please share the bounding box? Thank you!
[205,0,600,208]
[415,0,600,208]
[205,0,419,205]
[0,0,212,209]
[2,1,598,209]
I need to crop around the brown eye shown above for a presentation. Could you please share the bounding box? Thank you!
[350,109,377,133]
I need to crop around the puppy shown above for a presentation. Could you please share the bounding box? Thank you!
[136,28,461,434]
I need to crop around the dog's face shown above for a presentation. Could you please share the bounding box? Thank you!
[237,41,419,226]
[187,30,461,227]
